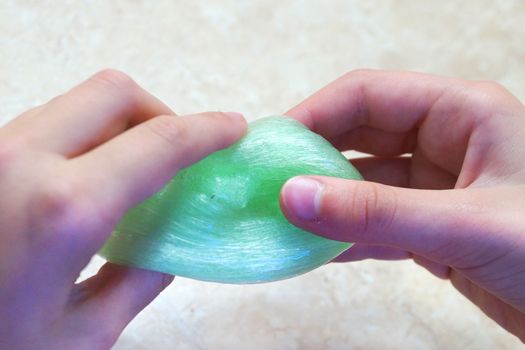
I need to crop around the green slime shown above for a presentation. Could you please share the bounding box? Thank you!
[100,116,362,283]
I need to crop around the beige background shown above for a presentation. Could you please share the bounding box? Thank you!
[1,1,524,349]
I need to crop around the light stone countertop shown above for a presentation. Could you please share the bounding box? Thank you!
[1,1,524,349]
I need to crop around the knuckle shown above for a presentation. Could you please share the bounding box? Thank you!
[146,115,188,146]
[344,68,376,80]
[92,69,137,91]
[467,80,522,116]
[33,177,121,238]
[471,80,517,105]
[90,69,143,114]
[347,182,379,232]
[93,68,135,87]
[340,70,373,124]
[473,80,508,94]
[29,172,122,250]
[0,140,19,170]
[343,182,397,238]
[33,178,90,230]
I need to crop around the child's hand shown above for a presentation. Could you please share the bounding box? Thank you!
[0,70,246,349]
[281,70,525,341]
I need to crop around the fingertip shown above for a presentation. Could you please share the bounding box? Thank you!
[223,111,245,122]
[181,111,247,150]
[160,272,175,289]
[128,268,174,295]
[221,111,248,147]
[213,111,248,144]
[284,105,315,130]
[226,111,248,137]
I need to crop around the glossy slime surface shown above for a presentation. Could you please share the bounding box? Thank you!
[99,116,362,283]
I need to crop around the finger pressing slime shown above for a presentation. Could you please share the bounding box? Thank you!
[99,116,361,283]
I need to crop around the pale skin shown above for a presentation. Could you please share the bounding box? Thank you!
[280,69,525,342]
[2,68,524,348]
[0,69,247,349]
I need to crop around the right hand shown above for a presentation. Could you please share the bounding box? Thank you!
[280,70,525,341]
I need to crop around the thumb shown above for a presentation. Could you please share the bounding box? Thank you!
[280,175,498,265]
[69,264,173,346]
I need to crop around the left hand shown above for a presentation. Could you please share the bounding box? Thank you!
[0,69,246,350]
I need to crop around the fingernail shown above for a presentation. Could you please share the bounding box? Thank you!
[224,112,244,120]
[282,177,323,221]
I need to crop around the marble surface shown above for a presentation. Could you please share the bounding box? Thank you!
[1,1,524,349]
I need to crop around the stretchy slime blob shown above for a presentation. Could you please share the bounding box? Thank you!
[100,116,362,283]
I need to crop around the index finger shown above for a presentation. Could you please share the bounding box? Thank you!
[4,69,174,157]
[66,112,247,255]
[286,69,459,139]
[285,69,522,176]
